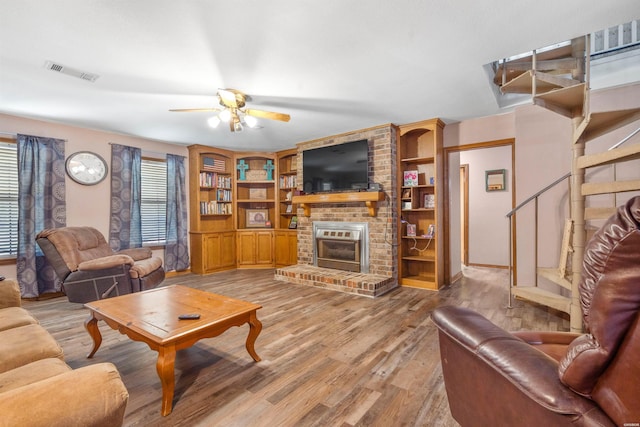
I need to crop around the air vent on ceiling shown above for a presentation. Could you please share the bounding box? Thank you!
[43,61,100,82]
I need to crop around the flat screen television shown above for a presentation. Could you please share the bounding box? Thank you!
[302,139,369,194]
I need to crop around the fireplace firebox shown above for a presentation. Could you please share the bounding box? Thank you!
[313,222,369,273]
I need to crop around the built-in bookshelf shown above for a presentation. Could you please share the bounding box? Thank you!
[397,118,444,290]
[188,145,236,274]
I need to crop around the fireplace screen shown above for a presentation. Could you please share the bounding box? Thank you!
[313,222,368,273]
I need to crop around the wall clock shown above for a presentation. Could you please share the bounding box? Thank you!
[65,151,108,185]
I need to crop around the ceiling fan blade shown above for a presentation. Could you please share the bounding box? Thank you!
[218,88,240,108]
[169,108,221,113]
[244,108,291,122]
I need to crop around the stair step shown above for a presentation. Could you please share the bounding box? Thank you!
[537,268,572,291]
[582,179,640,196]
[574,108,640,144]
[501,70,580,95]
[533,83,586,118]
[512,286,571,314]
[585,207,617,220]
[577,143,640,169]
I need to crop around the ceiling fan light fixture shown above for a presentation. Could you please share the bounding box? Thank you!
[207,116,221,128]
[244,114,258,128]
[233,120,243,132]
[219,109,232,122]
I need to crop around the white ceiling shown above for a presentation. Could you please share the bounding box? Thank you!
[1,1,639,151]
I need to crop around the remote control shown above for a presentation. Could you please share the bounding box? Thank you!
[178,313,200,320]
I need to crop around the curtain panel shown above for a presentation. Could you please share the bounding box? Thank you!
[109,143,142,250]
[16,134,66,297]
[165,154,190,271]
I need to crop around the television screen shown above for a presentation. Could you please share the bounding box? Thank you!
[302,139,369,193]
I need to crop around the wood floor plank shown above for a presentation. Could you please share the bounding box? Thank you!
[19,265,569,426]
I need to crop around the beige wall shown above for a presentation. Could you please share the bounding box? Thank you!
[0,113,189,280]
[444,81,640,288]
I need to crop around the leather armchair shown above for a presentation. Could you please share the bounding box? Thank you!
[432,196,640,426]
[36,226,165,303]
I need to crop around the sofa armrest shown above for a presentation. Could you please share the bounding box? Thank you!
[0,279,21,309]
[431,306,612,425]
[0,363,128,427]
[78,254,134,271]
[116,247,152,261]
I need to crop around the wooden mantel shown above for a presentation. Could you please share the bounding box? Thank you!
[292,191,385,217]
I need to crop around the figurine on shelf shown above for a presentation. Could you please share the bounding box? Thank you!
[286,190,292,201]
[263,160,274,180]
[237,159,248,180]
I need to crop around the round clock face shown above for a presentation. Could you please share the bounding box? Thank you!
[65,151,108,185]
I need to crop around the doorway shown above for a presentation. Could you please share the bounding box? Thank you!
[460,164,469,266]
[444,139,515,284]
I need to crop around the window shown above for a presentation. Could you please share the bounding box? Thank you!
[141,158,167,246]
[0,142,18,258]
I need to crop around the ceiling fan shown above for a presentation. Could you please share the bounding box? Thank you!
[170,88,291,132]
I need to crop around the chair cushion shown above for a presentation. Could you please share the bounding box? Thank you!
[559,196,640,395]
[37,227,113,272]
[0,279,21,309]
[0,358,71,394]
[0,324,64,373]
[129,257,163,278]
[0,307,38,332]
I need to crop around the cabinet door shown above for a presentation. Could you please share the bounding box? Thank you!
[255,231,274,265]
[204,233,223,271]
[275,231,297,266]
[237,232,256,266]
[220,232,236,268]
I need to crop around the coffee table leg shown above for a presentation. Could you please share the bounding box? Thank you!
[84,313,102,358]
[157,345,177,416]
[246,311,262,362]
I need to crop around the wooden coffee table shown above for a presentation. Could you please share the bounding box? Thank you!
[84,285,262,416]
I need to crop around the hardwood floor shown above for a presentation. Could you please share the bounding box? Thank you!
[22,266,569,426]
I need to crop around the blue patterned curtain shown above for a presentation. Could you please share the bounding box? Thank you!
[165,154,190,271]
[109,144,141,250]
[17,134,66,298]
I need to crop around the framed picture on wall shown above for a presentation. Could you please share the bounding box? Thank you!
[486,169,506,191]
[246,209,268,227]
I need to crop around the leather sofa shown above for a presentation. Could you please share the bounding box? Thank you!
[0,278,128,427]
[36,226,165,303]
[432,196,640,426]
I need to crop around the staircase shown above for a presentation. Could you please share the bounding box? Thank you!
[499,35,640,332]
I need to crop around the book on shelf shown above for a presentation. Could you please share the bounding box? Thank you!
[200,200,232,215]
[279,175,297,188]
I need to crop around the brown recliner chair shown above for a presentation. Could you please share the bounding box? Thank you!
[432,196,640,426]
[36,226,165,303]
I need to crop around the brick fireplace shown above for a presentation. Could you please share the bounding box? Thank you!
[275,124,399,297]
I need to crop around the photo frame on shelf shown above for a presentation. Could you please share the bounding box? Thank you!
[486,169,506,192]
[249,188,267,200]
[403,170,418,186]
[423,194,435,208]
[406,223,417,237]
[401,188,411,199]
[288,215,298,229]
[246,209,269,228]
[286,204,293,213]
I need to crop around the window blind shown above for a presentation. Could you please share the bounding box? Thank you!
[0,143,18,257]
[141,158,167,245]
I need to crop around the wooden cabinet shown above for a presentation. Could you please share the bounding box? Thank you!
[237,230,274,267]
[188,146,299,271]
[188,145,236,274]
[274,230,298,267]
[397,118,444,290]
[190,231,236,274]
[277,148,298,229]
